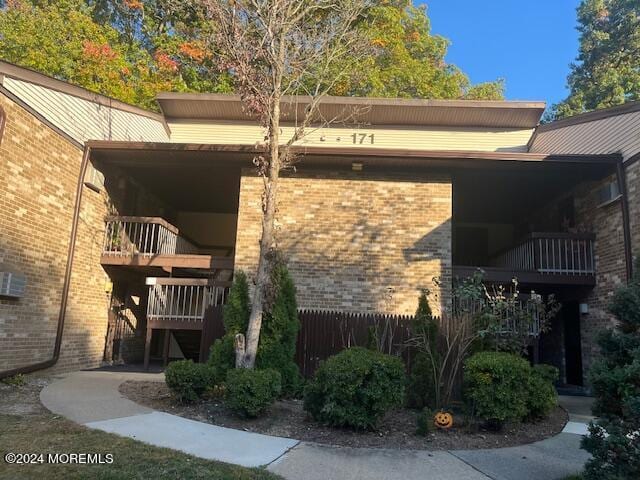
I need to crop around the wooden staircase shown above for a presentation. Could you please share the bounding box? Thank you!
[171,330,202,362]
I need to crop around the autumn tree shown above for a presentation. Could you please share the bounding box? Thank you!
[549,0,640,119]
[1,1,503,107]
[0,0,185,109]
[88,0,233,94]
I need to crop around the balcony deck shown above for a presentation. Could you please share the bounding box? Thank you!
[100,216,233,272]
[455,232,596,286]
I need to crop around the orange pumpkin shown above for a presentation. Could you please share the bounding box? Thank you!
[434,411,454,429]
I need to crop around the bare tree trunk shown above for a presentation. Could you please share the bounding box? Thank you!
[237,96,282,369]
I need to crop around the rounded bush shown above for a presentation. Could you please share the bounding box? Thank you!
[463,351,531,427]
[224,368,282,418]
[303,347,405,430]
[165,359,214,403]
[526,365,558,419]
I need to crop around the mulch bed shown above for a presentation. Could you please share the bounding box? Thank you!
[119,380,568,450]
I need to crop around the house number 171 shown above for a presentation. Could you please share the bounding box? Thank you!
[351,133,375,144]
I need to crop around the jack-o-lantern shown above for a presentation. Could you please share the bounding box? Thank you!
[434,411,453,429]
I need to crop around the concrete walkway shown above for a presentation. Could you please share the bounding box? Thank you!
[40,370,592,479]
[41,371,298,467]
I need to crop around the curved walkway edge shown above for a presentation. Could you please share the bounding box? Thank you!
[41,370,591,479]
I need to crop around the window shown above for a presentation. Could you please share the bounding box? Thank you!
[597,180,621,207]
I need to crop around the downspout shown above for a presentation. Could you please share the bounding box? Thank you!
[0,145,92,379]
[616,160,634,280]
[0,105,6,145]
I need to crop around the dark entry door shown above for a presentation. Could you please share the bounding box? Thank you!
[563,302,583,386]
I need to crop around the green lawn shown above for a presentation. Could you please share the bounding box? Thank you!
[0,413,281,480]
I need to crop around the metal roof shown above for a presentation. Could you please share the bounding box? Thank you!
[531,101,640,161]
[157,93,546,128]
[0,61,169,145]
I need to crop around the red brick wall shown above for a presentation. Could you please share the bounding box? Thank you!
[0,93,110,373]
[234,169,452,315]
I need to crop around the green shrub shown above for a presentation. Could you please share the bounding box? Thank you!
[526,364,558,419]
[224,368,281,418]
[582,258,640,480]
[165,359,214,403]
[208,335,236,385]
[207,272,251,386]
[256,261,303,397]
[463,351,530,428]
[207,266,303,397]
[406,291,438,409]
[303,347,405,430]
[532,363,560,384]
[415,407,434,436]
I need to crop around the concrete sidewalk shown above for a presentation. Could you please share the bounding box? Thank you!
[40,370,592,479]
[41,371,298,467]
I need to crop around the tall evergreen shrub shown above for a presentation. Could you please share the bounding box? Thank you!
[257,261,303,396]
[208,263,303,396]
[406,291,438,408]
[582,259,640,480]
[208,271,250,383]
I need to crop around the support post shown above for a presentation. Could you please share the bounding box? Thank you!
[163,329,171,367]
[144,326,153,371]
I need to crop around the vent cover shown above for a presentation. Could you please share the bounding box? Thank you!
[0,272,27,298]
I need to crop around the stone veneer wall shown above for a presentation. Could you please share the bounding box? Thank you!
[573,175,627,382]
[0,93,110,373]
[234,169,452,315]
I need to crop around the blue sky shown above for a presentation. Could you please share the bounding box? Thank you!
[425,0,582,107]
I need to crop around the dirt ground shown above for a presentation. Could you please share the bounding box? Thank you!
[0,376,50,416]
[120,380,568,450]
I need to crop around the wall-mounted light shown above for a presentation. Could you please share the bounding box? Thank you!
[352,161,363,171]
[579,303,589,315]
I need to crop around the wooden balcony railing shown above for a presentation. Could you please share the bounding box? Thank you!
[146,278,231,326]
[103,216,199,257]
[491,232,595,275]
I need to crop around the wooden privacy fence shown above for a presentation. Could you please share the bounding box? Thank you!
[199,309,418,378]
[295,310,417,378]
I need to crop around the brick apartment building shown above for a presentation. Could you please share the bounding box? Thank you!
[0,61,638,387]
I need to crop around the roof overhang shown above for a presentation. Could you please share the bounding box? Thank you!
[88,140,621,168]
[156,93,546,129]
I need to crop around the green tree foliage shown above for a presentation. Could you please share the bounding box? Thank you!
[550,0,640,119]
[0,0,502,108]
[0,0,230,109]
[324,0,504,99]
[582,259,640,480]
